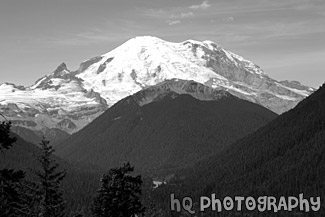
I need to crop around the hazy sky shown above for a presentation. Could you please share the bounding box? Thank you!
[0,0,324,88]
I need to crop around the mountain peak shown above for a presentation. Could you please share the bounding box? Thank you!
[0,36,315,139]
[53,62,68,74]
[117,36,166,48]
[131,35,164,41]
[75,36,313,113]
[30,62,75,90]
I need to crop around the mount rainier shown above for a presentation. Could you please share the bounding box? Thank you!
[0,36,314,141]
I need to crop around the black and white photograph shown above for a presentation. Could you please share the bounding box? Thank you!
[0,0,324,216]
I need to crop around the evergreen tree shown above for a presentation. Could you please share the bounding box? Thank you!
[0,168,25,216]
[91,162,145,217]
[33,138,67,217]
[0,119,17,152]
[19,179,41,217]
[0,118,37,216]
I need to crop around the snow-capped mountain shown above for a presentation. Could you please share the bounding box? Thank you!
[56,80,278,172]
[0,36,314,140]
[75,36,313,112]
[0,63,107,136]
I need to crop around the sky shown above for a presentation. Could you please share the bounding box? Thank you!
[0,0,324,88]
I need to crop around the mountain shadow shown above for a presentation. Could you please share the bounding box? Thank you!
[168,83,325,216]
[56,89,277,176]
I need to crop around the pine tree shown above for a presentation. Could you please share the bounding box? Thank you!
[0,168,25,216]
[19,179,41,217]
[0,120,17,152]
[91,162,145,217]
[33,138,67,217]
[0,118,36,216]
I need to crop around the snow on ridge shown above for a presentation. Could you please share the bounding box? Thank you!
[275,94,297,101]
[30,77,47,89]
[1,35,315,135]
[223,49,265,75]
[77,36,237,103]
[276,82,310,97]
[80,36,266,90]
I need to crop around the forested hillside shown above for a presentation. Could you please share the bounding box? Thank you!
[56,91,277,176]
[152,84,325,216]
[0,134,103,216]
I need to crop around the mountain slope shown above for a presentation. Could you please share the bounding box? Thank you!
[0,63,107,139]
[56,80,277,175]
[0,131,103,216]
[169,83,325,215]
[10,125,70,145]
[0,133,40,170]
[0,36,313,139]
[74,36,313,113]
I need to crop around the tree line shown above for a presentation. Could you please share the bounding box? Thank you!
[0,119,146,217]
